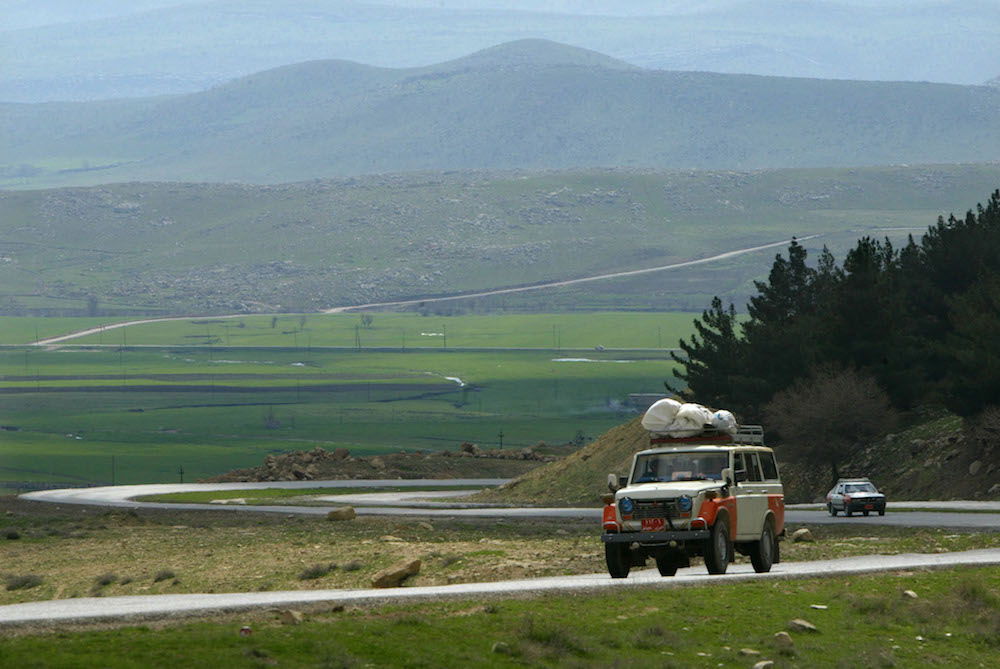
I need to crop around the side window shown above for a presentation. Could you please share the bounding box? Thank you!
[733,452,748,481]
[745,453,763,482]
[759,452,778,480]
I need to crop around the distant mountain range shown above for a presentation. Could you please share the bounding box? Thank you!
[3,1,999,103]
[3,40,999,189]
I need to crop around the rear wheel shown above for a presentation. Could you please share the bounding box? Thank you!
[846,509,853,517]
[704,517,731,575]
[878,509,886,516]
[605,542,630,579]
[655,556,678,577]
[863,510,870,516]
[750,521,776,573]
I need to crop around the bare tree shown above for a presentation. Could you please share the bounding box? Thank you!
[764,366,896,484]
[360,314,374,329]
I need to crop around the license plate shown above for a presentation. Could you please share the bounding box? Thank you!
[865,504,874,510]
[641,518,665,532]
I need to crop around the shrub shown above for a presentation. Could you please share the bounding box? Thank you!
[298,563,336,580]
[342,560,363,572]
[94,573,117,587]
[3,528,20,540]
[6,574,42,591]
[153,569,176,583]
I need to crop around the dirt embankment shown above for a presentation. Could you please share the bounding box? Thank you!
[203,442,562,483]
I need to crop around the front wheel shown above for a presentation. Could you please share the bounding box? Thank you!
[605,541,630,579]
[750,521,776,573]
[655,556,678,577]
[828,503,838,516]
[704,517,731,574]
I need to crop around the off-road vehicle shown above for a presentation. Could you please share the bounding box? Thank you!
[601,425,784,578]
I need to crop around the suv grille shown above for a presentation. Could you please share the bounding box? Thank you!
[631,499,680,520]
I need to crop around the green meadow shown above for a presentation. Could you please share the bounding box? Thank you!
[0,312,694,487]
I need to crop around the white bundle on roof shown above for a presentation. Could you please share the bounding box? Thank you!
[642,401,738,437]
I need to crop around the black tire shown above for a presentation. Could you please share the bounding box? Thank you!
[655,556,678,577]
[750,521,776,573]
[828,503,838,516]
[704,516,731,575]
[605,542,630,579]
[878,509,886,516]
[863,510,870,517]
[773,534,781,564]
[846,509,853,517]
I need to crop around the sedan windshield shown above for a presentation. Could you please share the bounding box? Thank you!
[632,452,728,483]
[845,483,878,493]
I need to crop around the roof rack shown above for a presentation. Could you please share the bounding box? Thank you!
[648,424,766,446]
[734,425,764,445]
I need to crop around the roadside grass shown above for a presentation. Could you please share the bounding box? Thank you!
[1,495,998,608]
[1,567,998,668]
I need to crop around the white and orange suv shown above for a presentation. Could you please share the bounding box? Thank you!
[601,426,784,578]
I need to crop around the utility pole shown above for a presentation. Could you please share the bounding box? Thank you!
[178,465,184,483]
[498,430,504,450]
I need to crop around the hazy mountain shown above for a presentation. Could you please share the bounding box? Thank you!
[3,40,999,189]
[3,1,999,102]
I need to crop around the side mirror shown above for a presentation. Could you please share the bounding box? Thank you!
[607,473,619,491]
[619,475,628,489]
[721,467,733,486]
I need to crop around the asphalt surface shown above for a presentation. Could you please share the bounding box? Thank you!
[23,481,1000,527]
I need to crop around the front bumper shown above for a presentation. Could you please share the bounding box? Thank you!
[846,500,886,512]
[602,529,710,544]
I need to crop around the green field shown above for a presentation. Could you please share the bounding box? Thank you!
[0,312,693,486]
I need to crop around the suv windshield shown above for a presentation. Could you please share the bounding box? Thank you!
[632,451,728,483]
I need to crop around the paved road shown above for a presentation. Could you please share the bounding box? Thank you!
[2,549,998,628]
[23,481,1000,527]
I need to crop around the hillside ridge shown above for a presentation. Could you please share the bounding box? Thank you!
[4,40,1000,189]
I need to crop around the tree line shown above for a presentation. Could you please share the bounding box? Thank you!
[672,190,1000,477]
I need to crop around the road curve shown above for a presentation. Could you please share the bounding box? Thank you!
[2,549,998,628]
[22,481,1000,527]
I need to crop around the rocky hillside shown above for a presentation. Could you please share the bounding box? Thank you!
[475,411,1000,506]
[203,442,558,483]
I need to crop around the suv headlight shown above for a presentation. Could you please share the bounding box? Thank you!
[619,497,634,514]
[678,495,692,512]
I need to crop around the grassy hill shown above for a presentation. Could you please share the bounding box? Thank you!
[3,40,1000,189]
[2,164,998,316]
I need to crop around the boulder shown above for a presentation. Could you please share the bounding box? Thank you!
[774,631,794,653]
[372,558,421,588]
[279,609,305,625]
[791,528,814,542]
[789,619,818,632]
[326,507,356,521]
[753,662,775,669]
